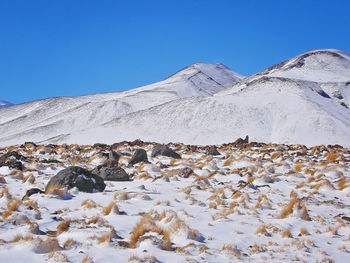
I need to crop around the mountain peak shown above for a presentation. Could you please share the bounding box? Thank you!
[164,62,244,88]
[258,49,350,82]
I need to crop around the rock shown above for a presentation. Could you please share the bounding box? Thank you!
[0,151,27,170]
[100,167,129,181]
[20,142,38,149]
[0,159,23,170]
[45,166,105,193]
[108,150,121,162]
[207,146,221,156]
[33,237,62,254]
[1,151,27,162]
[233,135,249,146]
[151,145,181,159]
[179,167,194,178]
[22,188,45,200]
[93,143,109,150]
[128,149,149,166]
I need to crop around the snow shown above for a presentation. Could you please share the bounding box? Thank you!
[0,142,349,262]
[0,63,242,146]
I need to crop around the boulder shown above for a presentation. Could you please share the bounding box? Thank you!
[233,135,249,146]
[179,167,194,178]
[45,166,105,193]
[22,188,45,200]
[151,145,181,159]
[207,146,221,156]
[100,167,129,181]
[0,151,28,170]
[128,149,149,166]
[108,150,121,162]
[0,159,23,170]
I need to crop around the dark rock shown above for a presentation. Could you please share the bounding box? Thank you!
[22,188,44,200]
[317,90,331,99]
[158,162,169,169]
[41,159,62,164]
[93,143,109,150]
[0,151,27,162]
[207,146,221,156]
[179,167,193,178]
[0,159,23,170]
[117,151,131,156]
[108,150,121,162]
[151,145,181,159]
[128,149,149,166]
[233,135,249,146]
[45,166,105,193]
[100,167,129,181]
[20,142,38,148]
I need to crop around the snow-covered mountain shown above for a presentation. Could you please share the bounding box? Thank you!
[64,49,350,147]
[0,63,243,146]
[0,100,13,109]
[0,49,349,147]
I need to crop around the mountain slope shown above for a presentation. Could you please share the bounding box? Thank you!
[0,63,243,146]
[61,49,350,147]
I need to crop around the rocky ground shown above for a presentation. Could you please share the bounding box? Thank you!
[0,140,349,263]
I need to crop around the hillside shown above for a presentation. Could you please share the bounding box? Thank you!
[64,49,350,147]
[0,63,242,146]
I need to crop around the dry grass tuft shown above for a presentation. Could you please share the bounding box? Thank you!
[81,199,98,209]
[281,229,292,238]
[81,255,94,263]
[271,152,281,159]
[299,227,309,236]
[7,197,22,212]
[45,184,67,198]
[327,151,339,162]
[102,202,119,216]
[338,178,349,190]
[97,233,111,244]
[63,238,74,249]
[129,214,164,249]
[223,158,234,166]
[222,244,241,258]
[255,225,268,236]
[22,174,35,184]
[57,220,71,235]
[279,198,297,219]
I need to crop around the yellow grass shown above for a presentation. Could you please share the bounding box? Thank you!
[45,184,67,198]
[57,220,70,235]
[327,151,339,162]
[271,152,281,159]
[102,202,118,216]
[7,198,22,212]
[63,238,74,249]
[98,233,111,244]
[223,158,234,166]
[299,227,309,236]
[255,225,267,235]
[279,198,297,218]
[281,229,292,238]
[81,200,98,209]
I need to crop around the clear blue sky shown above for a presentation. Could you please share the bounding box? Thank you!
[1,0,349,104]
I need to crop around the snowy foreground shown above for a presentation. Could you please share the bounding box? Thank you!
[0,141,349,263]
